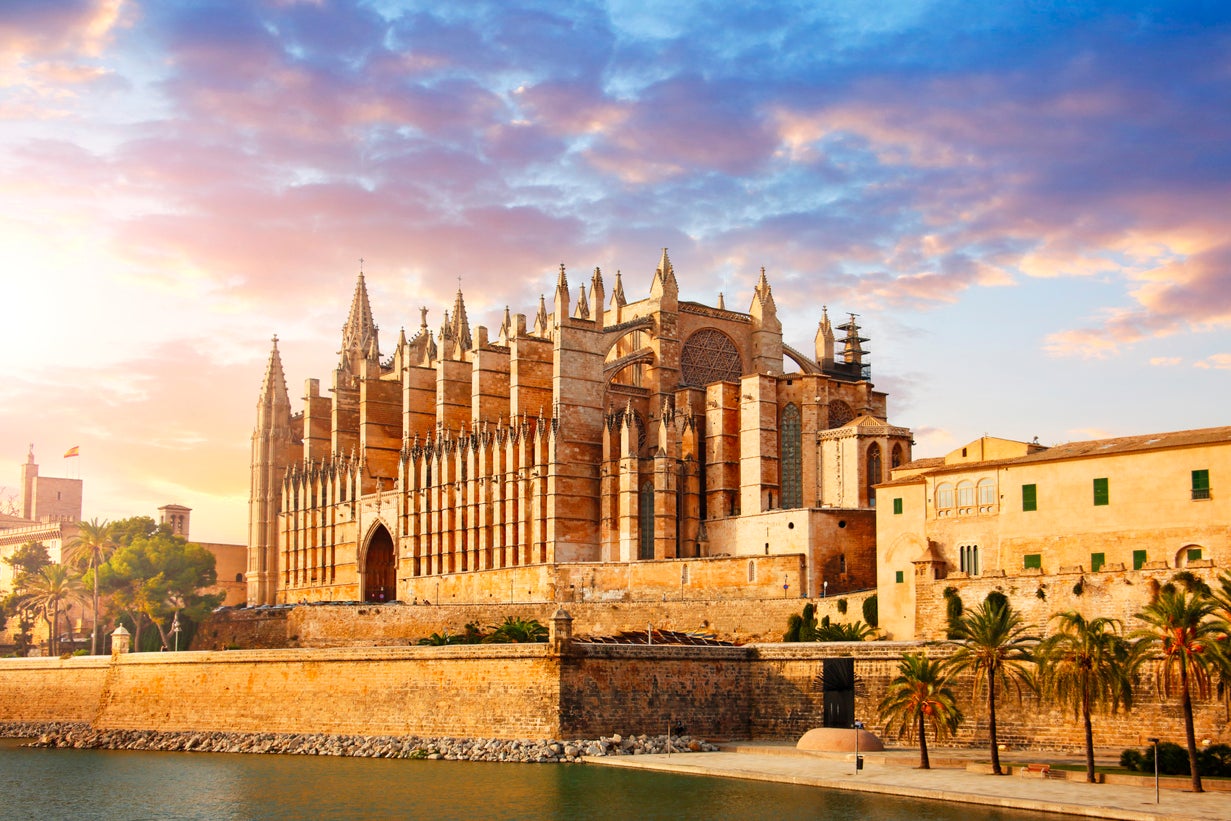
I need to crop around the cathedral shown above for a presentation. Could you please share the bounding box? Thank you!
[247,250,913,606]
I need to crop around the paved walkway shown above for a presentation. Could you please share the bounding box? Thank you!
[583,743,1231,821]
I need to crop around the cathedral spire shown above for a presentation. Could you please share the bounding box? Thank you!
[340,270,379,371]
[259,335,291,411]
[649,247,678,306]
[450,285,473,354]
[573,284,590,319]
[553,263,570,319]
[534,293,550,337]
[815,305,835,366]
[610,269,626,308]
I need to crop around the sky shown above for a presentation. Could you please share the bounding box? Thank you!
[0,1,1228,544]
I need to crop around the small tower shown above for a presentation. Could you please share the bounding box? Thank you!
[249,336,296,606]
[815,306,835,368]
[748,267,783,373]
[339,270,380,379]
[649,248,678,311]
[158,504,191,539]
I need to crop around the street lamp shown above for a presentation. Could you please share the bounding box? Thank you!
[823,580,828,598]
[1147,737,1159,804]
[171,611,182,652]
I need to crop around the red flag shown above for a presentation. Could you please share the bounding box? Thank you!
[63,446,79,458]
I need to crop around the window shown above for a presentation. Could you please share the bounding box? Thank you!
[891,443,904,469]
[839,554,847,574]
[1023,553,1041,570]
[1133,550,1147,570]
[681,565,689,585]
[977,478,996,506]
[895,570,904,583]
[780,404,803,509]
[957,481,975,507]
[638,482,654,560]
[892,497,903,515]
[1022,484,1037,512]
[1192,469,1210,500]
[866,443,882,507]
[936,483,954,510]
[1090,552,1105,572]
[1188,547,1203,563]
[1093,477,1109,506]
[747,560,757,582]
[959,544,980,575]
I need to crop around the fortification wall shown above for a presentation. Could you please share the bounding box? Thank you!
[0,656,110,723]
[196,590,876,649]
[92,646,563,739]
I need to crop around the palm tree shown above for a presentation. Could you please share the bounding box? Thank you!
[878,652,963,769]
[65,518,116,655]
[1133,586,1223,793]
[1036,611,1139,782]
[19,565,87,656]
[947,598,1037,775]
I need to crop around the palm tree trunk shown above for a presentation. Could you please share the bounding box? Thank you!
[91,551,100,656]
[1180,660,1204,792]
[918,711,930,769]
[988,672,1002,775]
[1082,689,1095,783]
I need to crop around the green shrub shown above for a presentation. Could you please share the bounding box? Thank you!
[984,591,1007,611]
[1200,744,1231,777]
[943,588,963,639]
[862,594,878,628]
[1119,749,1144,771]
[836,598,848,615]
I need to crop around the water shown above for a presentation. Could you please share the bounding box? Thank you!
[1,738,1054,821]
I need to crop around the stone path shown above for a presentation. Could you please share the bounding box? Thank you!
[583,744,1231,821]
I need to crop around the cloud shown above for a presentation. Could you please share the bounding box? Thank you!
[1149,356,1182,367]
[1194,353,1231,370]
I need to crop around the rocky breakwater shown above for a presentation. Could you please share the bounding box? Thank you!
[7,722,716,763]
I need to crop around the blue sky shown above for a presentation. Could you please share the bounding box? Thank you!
[0,1,1227,542]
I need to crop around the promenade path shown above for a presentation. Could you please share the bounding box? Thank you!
[584,743,1231,821]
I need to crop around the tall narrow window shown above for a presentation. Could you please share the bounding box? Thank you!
[892,497,903,515]
[891,443,904,469]
[936,483,955,510]
[866,443,882,507]
[1093,477,1109,506]
[1090,552,1105,572]
[1192,469,1211,500]
[780,404,803,509]
[1133,549,1147,570]
[977,478,996,507]
[957,480,975,508]
[960,544,980,575]
[638,482,655,560]
[1022,484,1037,512]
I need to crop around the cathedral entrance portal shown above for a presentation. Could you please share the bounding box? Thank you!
[363,524,396,603]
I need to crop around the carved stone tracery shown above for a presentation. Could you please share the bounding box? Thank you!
[680,329,742,387]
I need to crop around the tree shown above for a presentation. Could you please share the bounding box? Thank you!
[947,598,1037,775]
[19,565,86,655]
[1036,611,1139,782]
[2,542,53,655]
[878,652,963,769]
[1133,586,1223,792]
[64,518,117,655]
[96,531,222,651]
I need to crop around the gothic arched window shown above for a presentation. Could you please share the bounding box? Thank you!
[680,329,742,387]
[866,442,882,507]
[891,443,904,469]
[638,482,655,560]
[781,403,803,509]
[827,400,855,429]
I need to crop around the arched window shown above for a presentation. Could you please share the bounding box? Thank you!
[747,560,757,583]
[680,329,742,387]
[977,478,996,507]
[781,404,802,509]
[960,544,980,575]
[891,443,904,469]
[638,482,655,560]
[936,483,954,510]
[866,443,882,507]
[827,400,854,429]
[957,480,975,508]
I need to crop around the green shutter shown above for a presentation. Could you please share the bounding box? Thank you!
[1192,469,1210,500]
[1023,553,1041,570]
[1188,547,1203,562]
[1022,484,1037,512]
[1133,550,1147,570]
[893,497,903,515]
[895,570,904,584]
[1093,478,1109,506]
[1090,552,1105,572]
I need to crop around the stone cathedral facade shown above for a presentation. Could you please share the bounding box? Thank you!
[247,250,913,607]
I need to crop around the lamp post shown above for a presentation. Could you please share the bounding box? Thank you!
[854,720,864,775]
[823,580,828,598]
[171,610,182,652]
[1147,737,1159,804]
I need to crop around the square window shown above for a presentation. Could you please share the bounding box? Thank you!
[1133,549,1147,570]
[1022,484,1037,512]
[895,570,904,584]
[1192,469,1210,500]
[1023,553,1041,570]
[1090,552,1105,572]
[893,497,903,515]
[1093,478,1109,506]
[1188,547,1203,562]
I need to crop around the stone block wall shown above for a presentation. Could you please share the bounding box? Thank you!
[0,656,110,723]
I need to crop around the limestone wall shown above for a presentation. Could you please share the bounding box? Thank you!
[197,591,876,649]
[0,656,110,723]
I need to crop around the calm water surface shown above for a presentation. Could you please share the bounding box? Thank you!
[1,738,1055,821]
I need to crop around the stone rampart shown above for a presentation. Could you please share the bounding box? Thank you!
[195,591,876,649]
[0,656,110,723]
